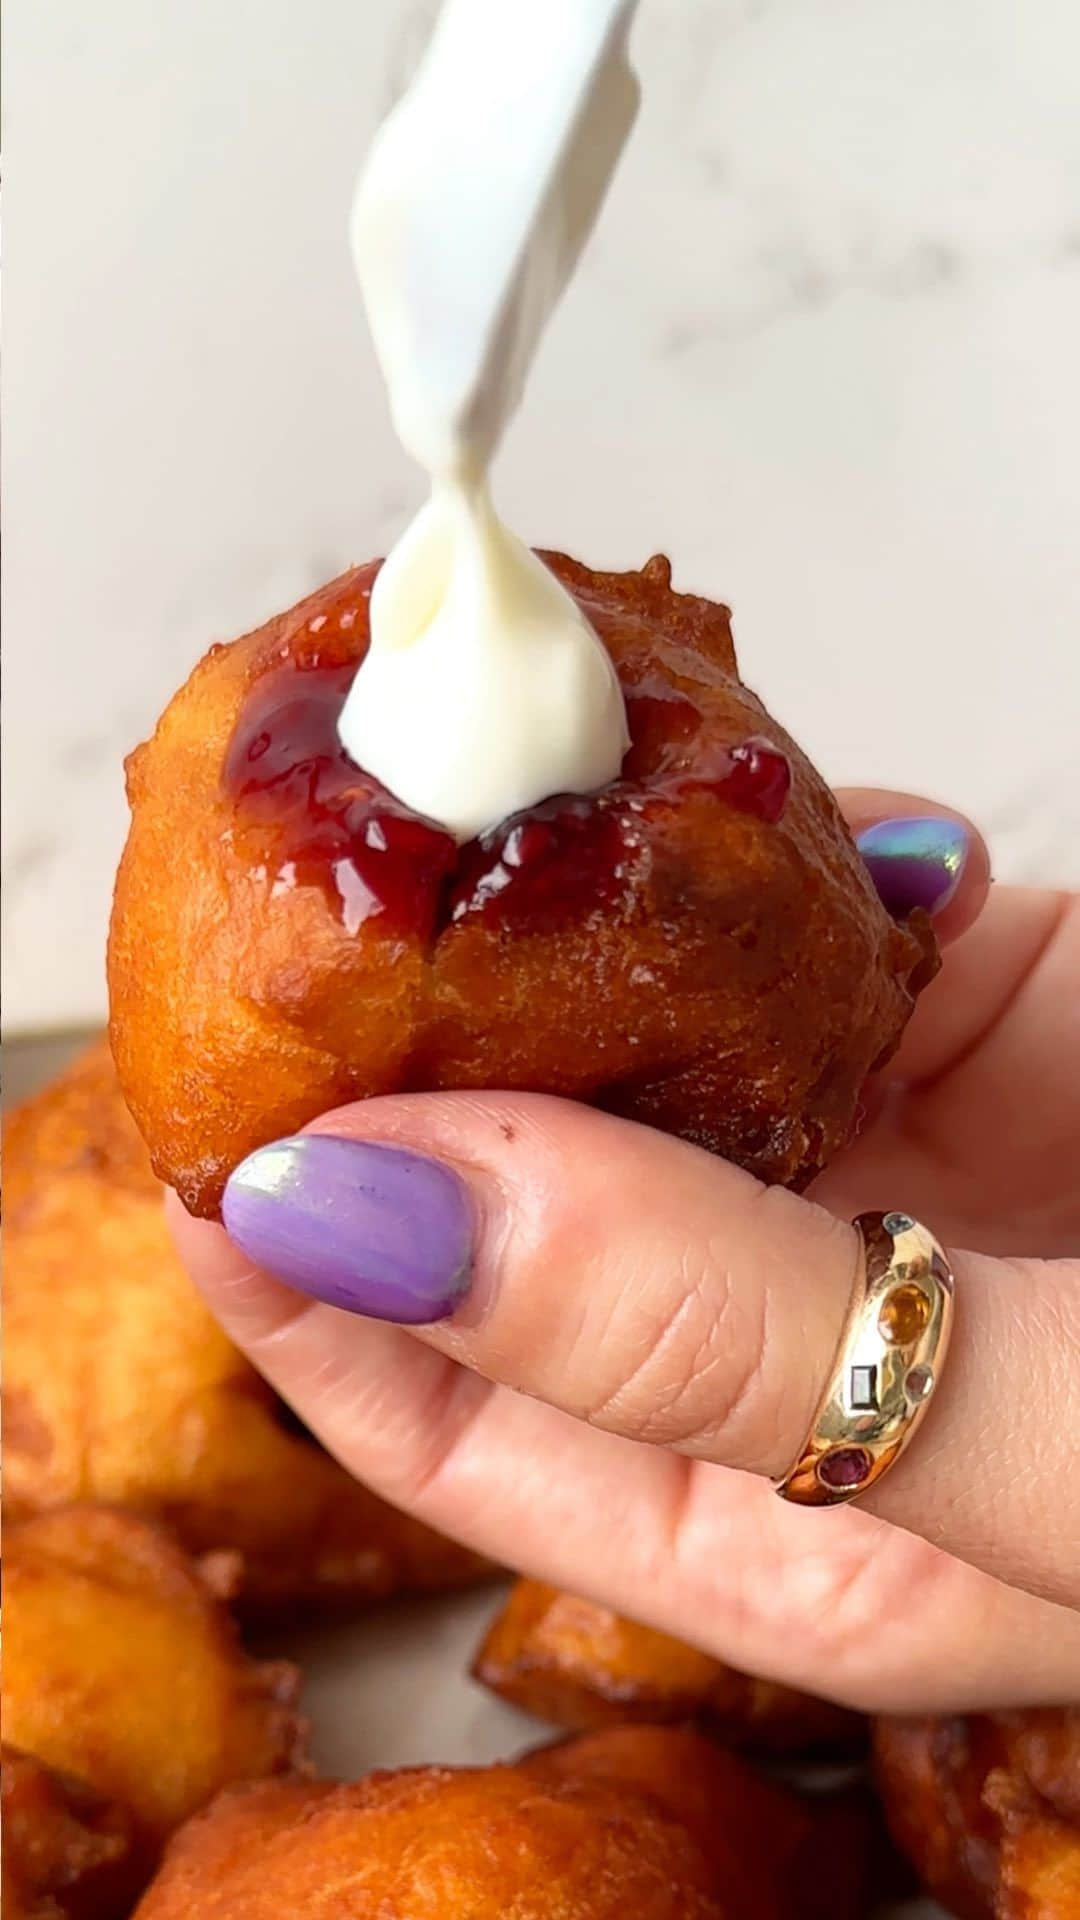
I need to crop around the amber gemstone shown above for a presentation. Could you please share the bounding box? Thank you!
[878,1283,930,1345]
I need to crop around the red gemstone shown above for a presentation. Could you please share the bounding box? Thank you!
[817,1446,872,1492]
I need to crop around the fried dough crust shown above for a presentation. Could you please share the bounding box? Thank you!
[133,1726,870,1920]
[2,1042,488,1612]
[1,1747,138,1920]
[873,1709,1080,1919]
[473,1580,862,1753]
[2,1507,308,1853]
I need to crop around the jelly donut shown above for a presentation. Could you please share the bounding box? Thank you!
[109,553,936,1217]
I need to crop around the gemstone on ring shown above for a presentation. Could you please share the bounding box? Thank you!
[775,1212,954,1508]
[879,1282,930,1344]
[816,1446,872,1492]
[849,1363,878,1410]
[905,1363,935,1403]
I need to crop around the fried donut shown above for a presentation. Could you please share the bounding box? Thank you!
[872,1709,1080,1919]
[108,554,936,1217]
[1,1748,138,1920]
[2,1041,488,1612]
[2,1506,307,1861]
[473,1579,862,1753]
[131,1726,871,1920]
[988,1777,1080,1920]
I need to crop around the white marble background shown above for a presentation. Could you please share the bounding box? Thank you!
[5,0,1080,1031]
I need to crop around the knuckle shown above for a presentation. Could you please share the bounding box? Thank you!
[580,1197,773,1453]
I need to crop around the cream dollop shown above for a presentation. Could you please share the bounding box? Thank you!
[338,0,638,842]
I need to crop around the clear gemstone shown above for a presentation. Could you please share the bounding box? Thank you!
[905,1364,935,1403]
[817,1446,872,1491]
[883,1211,915,1236]
[850,1364,878,1410]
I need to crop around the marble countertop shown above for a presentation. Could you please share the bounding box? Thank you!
[5,0,1079,1030]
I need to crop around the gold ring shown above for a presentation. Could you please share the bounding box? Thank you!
[774,1211,954,1506]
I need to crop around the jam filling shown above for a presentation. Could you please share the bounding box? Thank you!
[224,652,791,940]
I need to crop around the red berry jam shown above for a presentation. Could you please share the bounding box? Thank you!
[224,652,791,941]
[224,658,456,941]
[709,737,791,824]
[449,789,645,927]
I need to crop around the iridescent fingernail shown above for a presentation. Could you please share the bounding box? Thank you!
[222,1134,474,1323]
[857,815,969,920]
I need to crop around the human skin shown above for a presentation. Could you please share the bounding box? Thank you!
[173,791,1080,1712]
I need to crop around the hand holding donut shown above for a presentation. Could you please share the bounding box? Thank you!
[170,796,1080,1714]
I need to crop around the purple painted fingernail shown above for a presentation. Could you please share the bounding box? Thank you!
[222,1135,474,1323]
[857,815,969,920]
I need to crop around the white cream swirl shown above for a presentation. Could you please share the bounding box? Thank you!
[338,0,638,842]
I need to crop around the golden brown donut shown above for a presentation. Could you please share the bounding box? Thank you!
[872,1709,1080,1919]
[2,1041,488,1613]
[988,1776,1080,1920]
[131,1726,870,1920]
[473,1578,862,1753]
[2,1505,308,1860]
[108,554,936,1217]
[1,1747,138,1920]
[524,1728,883,1920]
